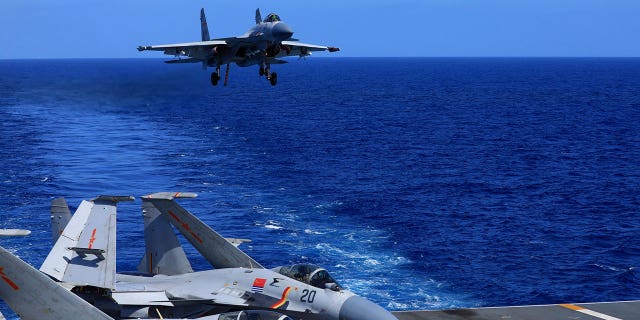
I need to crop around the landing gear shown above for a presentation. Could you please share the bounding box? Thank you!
[210,65,221,86]
[262,64,278,86]
[224,63,230,86]
[210,72,220,86]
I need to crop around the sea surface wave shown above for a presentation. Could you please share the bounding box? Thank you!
[1,58,639,318]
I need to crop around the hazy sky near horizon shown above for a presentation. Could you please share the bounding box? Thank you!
[2,0,639,59]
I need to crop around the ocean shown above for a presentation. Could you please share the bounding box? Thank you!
[0,58,639,318]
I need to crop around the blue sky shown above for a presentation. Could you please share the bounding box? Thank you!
[2,0,639,58]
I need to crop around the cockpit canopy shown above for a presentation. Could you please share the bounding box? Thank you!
[264,13,281,23]
[275,264,342,291]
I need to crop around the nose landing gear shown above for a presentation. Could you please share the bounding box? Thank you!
[268,72,277,86]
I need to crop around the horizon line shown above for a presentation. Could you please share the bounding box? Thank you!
[2,56,640,61]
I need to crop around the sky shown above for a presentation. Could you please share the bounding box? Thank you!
[2,0,640,59]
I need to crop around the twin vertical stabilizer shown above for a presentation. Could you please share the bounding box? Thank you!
[255,8,262,24]
[200,8,210,41]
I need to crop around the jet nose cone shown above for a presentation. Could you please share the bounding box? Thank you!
[339,296,398,320]
[273,23,294,40]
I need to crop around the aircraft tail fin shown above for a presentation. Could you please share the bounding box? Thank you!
[138,197,193,275]
[200,8,210,41]
[0,245,113,320]
[255,8,262,24]
[50,197,72,243]
[40,196,134,290]
[143,192,264,269]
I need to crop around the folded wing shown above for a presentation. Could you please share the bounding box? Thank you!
[143,192,264,269]
[0,245,113,320]
[40,196,134,290]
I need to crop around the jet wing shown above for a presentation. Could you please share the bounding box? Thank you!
[40,195,134,290]
[213,34,269,47]
[0,245,113,320]
[281,41,340,57]
[143,192,264,269]
[137,40,226,58]
[392,300,640,320]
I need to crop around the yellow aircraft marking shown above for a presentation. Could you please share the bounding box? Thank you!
[560,304,622,320]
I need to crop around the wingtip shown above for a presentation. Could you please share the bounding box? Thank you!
[0,229,31,237]
[142,192,198,200]
[328,47,340,52]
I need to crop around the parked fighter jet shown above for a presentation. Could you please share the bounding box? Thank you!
[1,194,639,320]
[138,8,339,86]
[3,193,395,320]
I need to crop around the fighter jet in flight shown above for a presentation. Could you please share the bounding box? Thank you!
[138,8,339,86]
[1,194,639,320]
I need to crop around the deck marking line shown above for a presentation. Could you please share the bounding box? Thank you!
[560,304,622,320]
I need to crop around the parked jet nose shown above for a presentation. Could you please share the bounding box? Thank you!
[273,22,294,40]
[339,296,398,320]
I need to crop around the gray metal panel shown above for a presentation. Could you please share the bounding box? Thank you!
[393,301,640,320]
[144,196,263,269]
[137,199,193,275]
[0,246,113,320]
[61,199,117,289]
[40,200,94,280]
[50,197,71,243]
[41,197,132,289]
[111,291,173,306]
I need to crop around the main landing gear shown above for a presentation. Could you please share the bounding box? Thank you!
[210,72,220,86]
[259,64,278,86]
[210,64,230,86]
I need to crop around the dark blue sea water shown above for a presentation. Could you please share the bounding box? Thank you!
[1,58,639,318]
